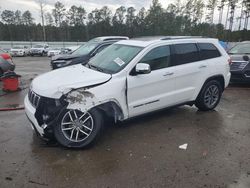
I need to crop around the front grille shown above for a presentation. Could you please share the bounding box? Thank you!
[28,89,41,108]
[230,61,249,71]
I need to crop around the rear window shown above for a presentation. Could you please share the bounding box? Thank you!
[172,43,200,65]
[198,43,221,60]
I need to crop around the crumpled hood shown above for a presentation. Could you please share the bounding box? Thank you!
[31,64,111,98]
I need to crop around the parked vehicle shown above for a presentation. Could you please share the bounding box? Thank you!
[50,36,128,69]
[47,48,61,57]
[228,41,250,83]
[25,36,231,148]
[30,44,49,56]
[0,49,15,76]
[10,46,30,57]
[60,46,80,54]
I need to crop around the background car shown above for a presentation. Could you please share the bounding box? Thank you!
[50,36,128,69]
[30,44,49,56]
[60,46,80,54]
[10,45,30,57]
[47,47,61,57]
[228,41,250,83]
[0,49,15,76]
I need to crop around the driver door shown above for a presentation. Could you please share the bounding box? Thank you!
[127,45,176,117]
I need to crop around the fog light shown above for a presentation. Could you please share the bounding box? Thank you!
[42,115,50,121]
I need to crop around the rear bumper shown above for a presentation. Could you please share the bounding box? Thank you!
[230,71,250,83]
[225,72,231,87]
[24,95,45,136]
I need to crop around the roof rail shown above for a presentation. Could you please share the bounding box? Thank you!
[161,36,207,40]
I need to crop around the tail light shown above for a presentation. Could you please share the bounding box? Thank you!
[0,53,14,65]
[228,58,232,65]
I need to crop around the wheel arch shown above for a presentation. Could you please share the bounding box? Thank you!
[91,100,124,122]
[203,74,225,91]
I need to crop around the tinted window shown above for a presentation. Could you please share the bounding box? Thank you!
[173,43,200,65]
[199,43,221,60]
[139,46,171,71]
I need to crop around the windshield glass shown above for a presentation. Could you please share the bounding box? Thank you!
[72,42,99,56]
[88,44,143,74]
[33,45,44,48]
[229,43,250,54]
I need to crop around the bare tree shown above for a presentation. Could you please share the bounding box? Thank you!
[37,0,46,41]
[218,0,227,24]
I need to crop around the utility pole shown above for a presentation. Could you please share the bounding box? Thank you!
[39,0,46,42]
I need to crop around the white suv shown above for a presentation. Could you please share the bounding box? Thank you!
[25,36,231,148]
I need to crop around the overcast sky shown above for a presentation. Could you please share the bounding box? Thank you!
[0,0,245,30]
[0,0,175,21]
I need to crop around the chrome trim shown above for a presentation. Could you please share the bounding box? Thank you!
[28,89,41,108]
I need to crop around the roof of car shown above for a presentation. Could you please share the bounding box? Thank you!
[117,36,218,47]
[90,36,129,42]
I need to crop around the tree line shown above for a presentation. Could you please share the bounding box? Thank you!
[0,0,249,42]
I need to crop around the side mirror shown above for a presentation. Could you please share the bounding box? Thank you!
[135,63,151,74]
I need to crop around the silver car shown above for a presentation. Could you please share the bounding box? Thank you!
[0,49,15,76]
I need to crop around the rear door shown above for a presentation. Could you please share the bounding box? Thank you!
[171,42,210,103]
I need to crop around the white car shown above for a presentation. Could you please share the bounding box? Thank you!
[30,44,49,56]
[47,48,61,57]
[25,36,231,148]
[10,46,29,56]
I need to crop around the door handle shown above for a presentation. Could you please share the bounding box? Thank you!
[163,72,174,76]
[199,65,207,69]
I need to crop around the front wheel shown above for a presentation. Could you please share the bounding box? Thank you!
[54,108,103,148]
[195,80,222,111]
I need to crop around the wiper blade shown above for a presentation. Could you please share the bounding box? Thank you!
[89,64,104,72]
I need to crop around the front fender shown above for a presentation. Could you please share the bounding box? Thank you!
[65,88,124,118]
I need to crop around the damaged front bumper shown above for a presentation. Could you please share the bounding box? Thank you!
[25,95,45,137]
[24,93,68,140]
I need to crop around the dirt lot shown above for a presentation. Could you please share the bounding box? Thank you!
[0,57,250,188]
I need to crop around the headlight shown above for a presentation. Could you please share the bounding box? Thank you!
[57,60,72,67]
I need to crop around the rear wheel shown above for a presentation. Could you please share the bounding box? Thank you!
[54,108,103,148]
[195,80,222,111]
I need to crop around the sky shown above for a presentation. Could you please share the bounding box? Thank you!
[0,0,175,22]
[0,0,245,30]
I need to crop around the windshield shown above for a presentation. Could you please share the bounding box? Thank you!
[229,43,250,54]
[33,45,44,48]
[72,42,99,56]
[88,44,143,74]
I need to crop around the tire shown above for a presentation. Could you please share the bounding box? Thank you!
[195,80,222,111]
[54,108,103,148]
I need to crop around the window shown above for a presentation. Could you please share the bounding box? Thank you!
[88,44,142,74]
[228,43,250,54]
[172,43,200,65]
[139,46,171,71]
[198,43,221,60]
